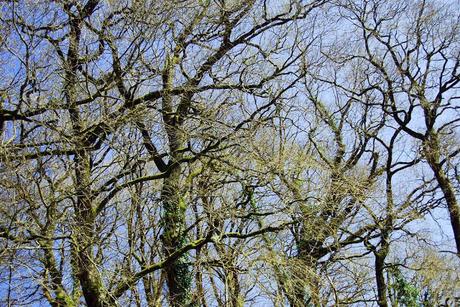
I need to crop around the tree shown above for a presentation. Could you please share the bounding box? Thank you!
[0,0,325,306]
[1,0,459,306]
[337,0,460,256]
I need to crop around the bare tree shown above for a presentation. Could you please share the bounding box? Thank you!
[338,0,460,256]
[0,0,326,305]
[1,0,459,306]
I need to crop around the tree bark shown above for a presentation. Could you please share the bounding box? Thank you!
[375,248,389,307]
[161,165,191,306]
[64,5,112,304]
[424,134,460,257]
[160,54,192,306]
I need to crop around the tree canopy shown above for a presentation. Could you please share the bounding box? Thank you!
[0,0,459,306]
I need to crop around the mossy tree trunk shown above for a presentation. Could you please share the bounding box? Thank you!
[64,2,113,305]
[160,54,192,307]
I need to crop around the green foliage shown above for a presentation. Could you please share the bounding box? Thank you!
[389,266,420,307]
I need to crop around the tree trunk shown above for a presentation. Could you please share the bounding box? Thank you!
[160,53,192,306]
[424,135,460,256]
[61,4,113,305]
[72,150,113,307]
[292,241,322,307]
[161,165,191,306]
[375,248,389,307]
